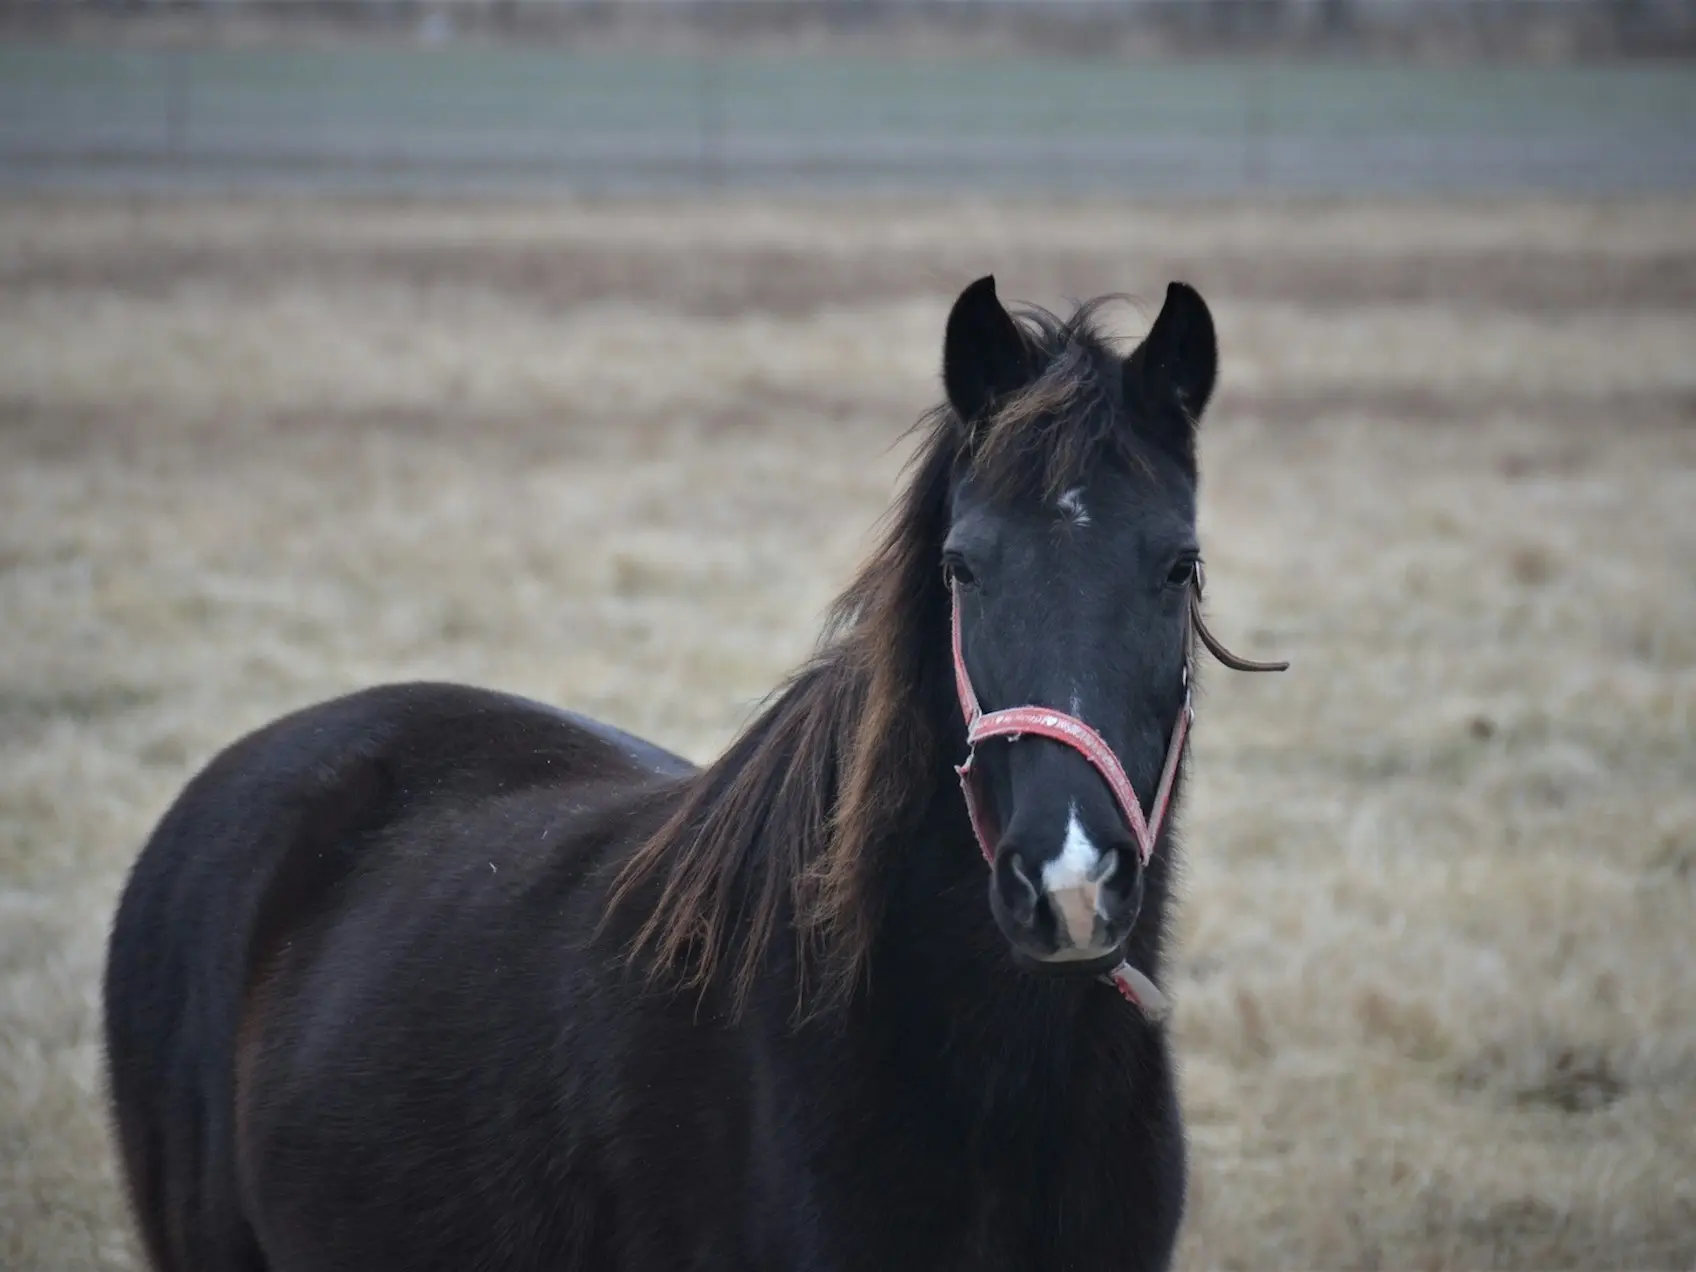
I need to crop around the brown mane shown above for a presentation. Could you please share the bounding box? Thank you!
[605,297,1145,1015]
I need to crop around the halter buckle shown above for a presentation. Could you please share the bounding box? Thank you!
[1104,961,1171,1022]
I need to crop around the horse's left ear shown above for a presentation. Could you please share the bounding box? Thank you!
[1123,281,1217,468]
[943,275,1034,434]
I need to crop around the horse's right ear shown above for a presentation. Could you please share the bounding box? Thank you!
[943,275,1033,432]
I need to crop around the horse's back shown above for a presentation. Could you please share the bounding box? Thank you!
[102,681,693,1271]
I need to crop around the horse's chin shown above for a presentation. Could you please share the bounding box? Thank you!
[1007,944,1126,978]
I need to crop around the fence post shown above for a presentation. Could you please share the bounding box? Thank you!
[165,46,192,166]
[1243,57,1270,189]
[695,3,723,191]
[698,54,722,190]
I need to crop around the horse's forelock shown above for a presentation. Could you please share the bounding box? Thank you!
[971,297,1154,499]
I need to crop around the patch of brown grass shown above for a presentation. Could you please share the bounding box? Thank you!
[2,195,1693,1270]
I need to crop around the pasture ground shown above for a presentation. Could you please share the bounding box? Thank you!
[1,194,1694,1269]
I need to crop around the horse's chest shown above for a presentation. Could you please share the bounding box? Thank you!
[820,1159,1155,1272]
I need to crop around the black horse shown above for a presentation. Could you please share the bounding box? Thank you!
[103,276,1284,1272]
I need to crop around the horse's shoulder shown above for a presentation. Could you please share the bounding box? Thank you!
[128,682,691,979]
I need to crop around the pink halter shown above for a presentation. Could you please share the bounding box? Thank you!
[948,564,1285,1019]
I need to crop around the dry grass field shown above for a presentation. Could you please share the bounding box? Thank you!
[1,193,1694,1270]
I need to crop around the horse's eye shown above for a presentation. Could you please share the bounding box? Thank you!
[943,554,977,589]
[1165,557,1198,589]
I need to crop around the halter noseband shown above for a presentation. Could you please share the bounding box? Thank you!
[949,563,1287,1020]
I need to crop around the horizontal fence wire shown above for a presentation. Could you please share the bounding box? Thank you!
[2,2,1694,195]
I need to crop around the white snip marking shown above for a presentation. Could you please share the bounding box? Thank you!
[1041,805,1115,952]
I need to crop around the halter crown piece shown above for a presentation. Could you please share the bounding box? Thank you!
[949,562,1288,1021]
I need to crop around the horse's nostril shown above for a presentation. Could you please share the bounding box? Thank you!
[1088,848,1119,886]
[1003,851,1040,927]
[1097,851,1146,925]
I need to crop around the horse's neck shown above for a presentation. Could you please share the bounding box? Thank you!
[851,768,1166,1142]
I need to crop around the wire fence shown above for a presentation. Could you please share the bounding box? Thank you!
[3,2,1694,195]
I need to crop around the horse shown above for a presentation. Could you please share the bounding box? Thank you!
[102,274,1285,1272]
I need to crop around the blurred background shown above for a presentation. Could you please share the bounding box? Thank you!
[2,2,1694,1269]
[5,0,1696,194]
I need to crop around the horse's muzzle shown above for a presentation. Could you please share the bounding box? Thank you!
[990,836,1144,971]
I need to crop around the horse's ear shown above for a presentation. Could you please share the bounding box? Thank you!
[1123,281,1217,468]
[943,275,1033,432]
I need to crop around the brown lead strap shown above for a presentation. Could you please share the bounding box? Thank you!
[1190,593,1289,673]
[1189,567,1290,675]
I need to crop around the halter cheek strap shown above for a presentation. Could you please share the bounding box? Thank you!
[950,590,1190,875]
[948,566,1285,1020]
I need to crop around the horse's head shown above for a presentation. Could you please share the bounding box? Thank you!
[939,276,1219,977]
